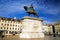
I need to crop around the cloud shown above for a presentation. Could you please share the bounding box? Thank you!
[0,0,60,15]
[44,0,60,5]
[40,16,60,24]
[0,0,37,15]
[0,2,24,14]
[43,20,54,24]
[34,0,60,15]
[0,0,38,18]
[0,0,60,24]
[41,7,60,14]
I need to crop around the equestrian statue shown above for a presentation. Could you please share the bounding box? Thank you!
[24,4,39,18]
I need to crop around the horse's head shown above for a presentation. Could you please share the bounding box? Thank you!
[24,6,28,11]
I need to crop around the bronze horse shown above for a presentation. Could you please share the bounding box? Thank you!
[24,4,39,17]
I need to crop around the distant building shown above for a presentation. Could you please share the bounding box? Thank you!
[0,16,21,35]
[54,21,60,34]
[42,24,52,34]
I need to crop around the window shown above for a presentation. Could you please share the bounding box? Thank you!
[10,24,12,26]
[59,29,60,31]
[7,24,9,26]
[1,20,2,22]
[10,28,11,30]
[0,20,1,22]
[18,25,19,27]
[14,21,15,23]
[15,22,16,23]
[18,28,19,30]
[13,25,14,26]
[4,24,6,26]
[7,21,8,23]
[9,31,12,34]
[15,28,17,30]
[2,20,4,22]
[15,31,17,34]
[5,20,7,22]
[13,28,14,30]
[1,27,2,29]
[7,27,8,29]
[16,25,17,27]
[18,22,20,24]
[6,31,8,34]
[8,21,9,23]
[11,21,12,23]
[4,27,5,29]
[1,23,3,25]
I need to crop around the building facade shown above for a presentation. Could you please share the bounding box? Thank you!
[0,17,21,35]
[0,16,53,36]
[42,24,52,35]
[54,21,60,34]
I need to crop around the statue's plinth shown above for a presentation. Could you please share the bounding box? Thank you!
[19,16,44,38]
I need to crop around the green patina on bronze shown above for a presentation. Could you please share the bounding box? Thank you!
[24,4,39,17]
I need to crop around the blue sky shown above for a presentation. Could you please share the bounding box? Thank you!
[0,0,60,24]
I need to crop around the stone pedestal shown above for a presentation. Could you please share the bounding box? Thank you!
[19,16,44,38]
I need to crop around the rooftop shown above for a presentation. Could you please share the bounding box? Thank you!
[54,21,60,25]
[0,16,20,22]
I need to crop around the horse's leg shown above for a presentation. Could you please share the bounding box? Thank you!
[36,14,39,18]
[28,13,30,16]
[34,13,39,18]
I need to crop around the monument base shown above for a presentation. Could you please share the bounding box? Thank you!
[19,16,44,38]
[19,32,44,38]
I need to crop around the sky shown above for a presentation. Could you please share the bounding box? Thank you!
[0,0,60,24]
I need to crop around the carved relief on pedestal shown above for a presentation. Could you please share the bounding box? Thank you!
[33,25,38,30]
